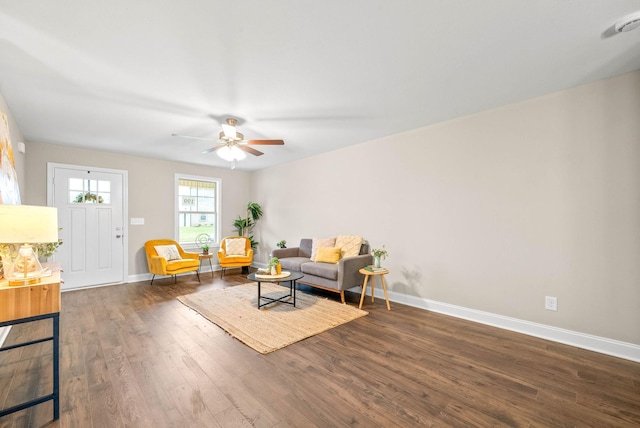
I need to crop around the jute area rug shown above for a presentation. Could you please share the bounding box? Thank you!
[177,282,368,354]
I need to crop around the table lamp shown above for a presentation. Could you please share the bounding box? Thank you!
[0,204,59,286]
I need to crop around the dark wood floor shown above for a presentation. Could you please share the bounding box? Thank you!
[1,270,639,427]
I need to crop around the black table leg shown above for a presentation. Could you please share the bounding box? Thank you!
[53,313,60,420]
[257,281,261,308]
[292,280,297,307]
[0,313,60,420]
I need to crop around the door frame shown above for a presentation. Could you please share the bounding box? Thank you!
[46,162,129,288]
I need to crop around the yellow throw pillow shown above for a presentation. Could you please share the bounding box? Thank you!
[315,247,342,264]
[310,237,336,261]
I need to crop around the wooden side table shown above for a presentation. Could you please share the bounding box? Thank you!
[199,253,214,278]
[358,267,391,310]
[0,270,61,421]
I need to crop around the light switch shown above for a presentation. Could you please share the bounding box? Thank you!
[130,217,145,225]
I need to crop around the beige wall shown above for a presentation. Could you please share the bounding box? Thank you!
[6,72,640,347]
[24,142,252,276]
[252,71,640,345]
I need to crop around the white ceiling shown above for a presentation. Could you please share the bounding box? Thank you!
[1,1,640,171]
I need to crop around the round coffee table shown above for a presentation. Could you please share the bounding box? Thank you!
[246,270,305,309]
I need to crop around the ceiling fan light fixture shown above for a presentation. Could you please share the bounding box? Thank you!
[174,116,283,160]
[217,145,246,162]
[221,123,236,139]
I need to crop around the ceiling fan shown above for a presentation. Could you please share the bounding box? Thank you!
[172,118,284,162]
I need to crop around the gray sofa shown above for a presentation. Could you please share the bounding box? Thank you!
[271,238,372,303]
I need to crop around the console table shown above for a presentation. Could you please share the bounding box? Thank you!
[0,270,61,421]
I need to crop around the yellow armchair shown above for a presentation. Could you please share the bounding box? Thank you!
[218,236,253,277]
[144,239,200,285]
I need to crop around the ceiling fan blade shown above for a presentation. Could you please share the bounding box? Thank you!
[239,145,264,156]
[202,145,224,154]
[172,133,218,142]
[245,139,285,145]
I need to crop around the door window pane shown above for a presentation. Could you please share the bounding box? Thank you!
[69,178,111,204]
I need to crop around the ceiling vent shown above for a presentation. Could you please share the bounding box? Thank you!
[615,12,640,32]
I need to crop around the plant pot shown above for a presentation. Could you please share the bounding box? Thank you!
[373,256,381,268]
[268,263,282,275]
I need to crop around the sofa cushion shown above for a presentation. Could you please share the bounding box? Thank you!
[301,261,339,281]
[310,237,336,261]
[279,256,310,272]
[299,239,313,258]
[315,247,341,264]
[335,235,363,258]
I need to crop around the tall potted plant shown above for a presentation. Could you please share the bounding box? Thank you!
[232,201,263,250]
[232,202,263,273]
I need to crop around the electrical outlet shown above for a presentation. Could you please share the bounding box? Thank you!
[545,296,558,311]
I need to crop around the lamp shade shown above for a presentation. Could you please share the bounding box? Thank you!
[0,204,59,243]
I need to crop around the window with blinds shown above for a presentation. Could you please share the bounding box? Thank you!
[176,175,221,245]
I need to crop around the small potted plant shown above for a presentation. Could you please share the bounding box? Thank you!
[268,256,281,275]
[201,244,209,255]
[371,245,388,268]
[276,240,287,249]
[34,239,64,260]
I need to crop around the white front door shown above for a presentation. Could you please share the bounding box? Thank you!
[48,164,127,290]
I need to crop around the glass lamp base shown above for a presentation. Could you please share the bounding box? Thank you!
[5,245,46,286]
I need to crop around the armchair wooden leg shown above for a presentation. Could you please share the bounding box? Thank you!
[340,291,345,304]
[220,268,225,278]
[196,270,200,283]
[150,274,156,285]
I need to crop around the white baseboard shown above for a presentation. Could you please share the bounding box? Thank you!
[360,287,640,363]
[128,272,153,283]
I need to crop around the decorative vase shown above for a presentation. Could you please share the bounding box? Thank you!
[270,266,277,275]
[374,256,381,268]
[276,263,282,275]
